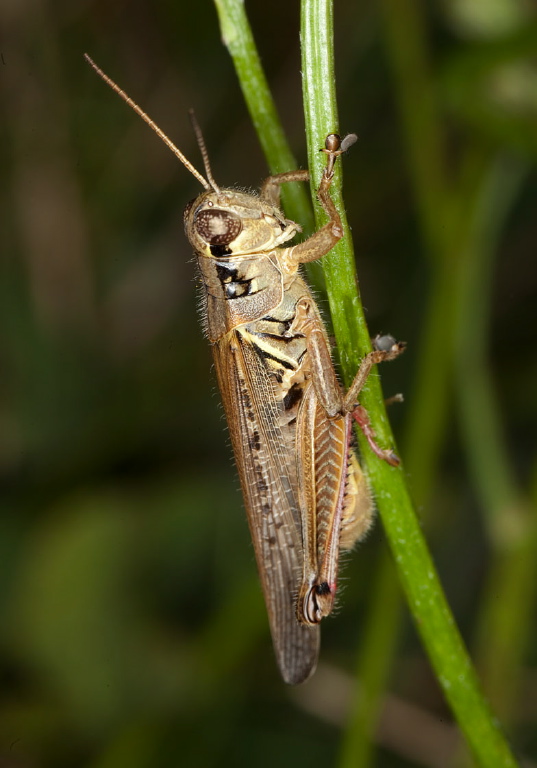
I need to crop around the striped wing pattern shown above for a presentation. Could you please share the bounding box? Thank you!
[212,328,320,684]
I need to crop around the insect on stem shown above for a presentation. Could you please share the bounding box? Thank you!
[86,55,404,684]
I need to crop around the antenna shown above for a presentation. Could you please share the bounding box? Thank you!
[188,109,220,194]
[84,54,213,192]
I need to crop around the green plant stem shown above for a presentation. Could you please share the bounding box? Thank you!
[345,2,468,762]
[355,0,535,761]
[343,265,462,768]
[213,0,520,763]
[301,0,518,766]
[213,0,313,231]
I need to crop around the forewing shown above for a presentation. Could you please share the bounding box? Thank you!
[212,330,319,684]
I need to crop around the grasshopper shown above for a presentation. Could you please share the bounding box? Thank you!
[85,55,404,684]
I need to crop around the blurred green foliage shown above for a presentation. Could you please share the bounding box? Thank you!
[1,1,536,766]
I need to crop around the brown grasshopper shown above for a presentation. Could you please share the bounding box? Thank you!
[85,55,404,684]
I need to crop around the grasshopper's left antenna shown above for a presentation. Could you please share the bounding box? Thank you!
[84,54,212,191]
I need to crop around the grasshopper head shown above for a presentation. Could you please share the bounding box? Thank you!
[184,190,300,258]
[83,56,300,259]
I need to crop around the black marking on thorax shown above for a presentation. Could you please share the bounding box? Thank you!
[215,261,255,299]
[264,315,293,333]
[210,244,232,258]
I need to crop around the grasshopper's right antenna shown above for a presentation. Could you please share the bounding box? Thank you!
[188,109,220,194]
[84,54,212,192]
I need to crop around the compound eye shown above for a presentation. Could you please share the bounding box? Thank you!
[194,209,243,245]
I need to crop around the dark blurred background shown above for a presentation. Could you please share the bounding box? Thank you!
[1,1,536,766]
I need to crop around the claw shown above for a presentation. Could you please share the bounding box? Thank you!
[320,132,358,179]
